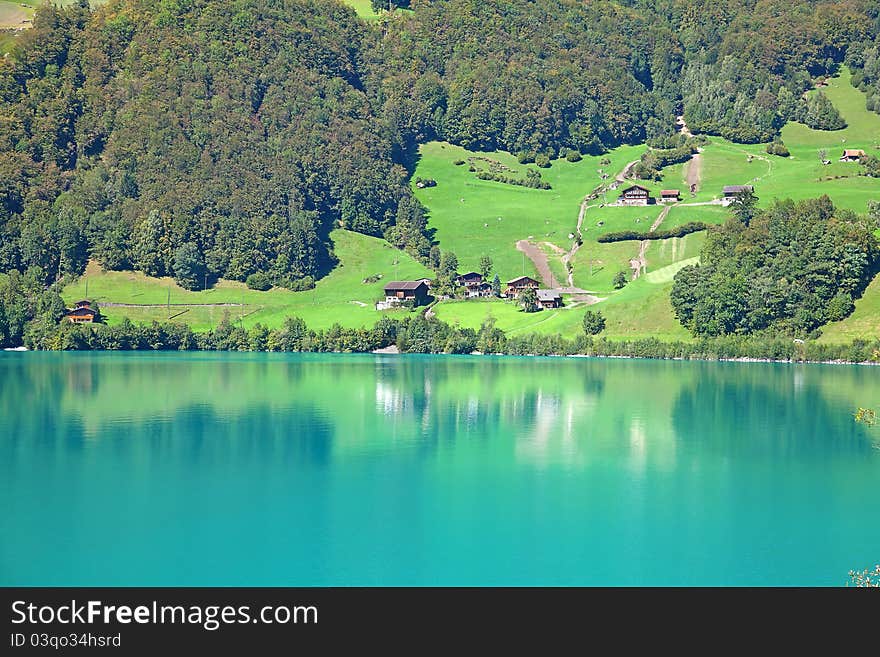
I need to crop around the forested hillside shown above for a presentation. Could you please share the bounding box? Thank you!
[0,0,408,289]
[0,0,878,312]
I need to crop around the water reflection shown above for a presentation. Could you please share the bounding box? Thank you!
[2,354,876,468]
[1,353,879,586]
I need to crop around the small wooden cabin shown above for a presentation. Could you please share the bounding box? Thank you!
[721,185,753,205]
[839,149,865,162]
[618,184,652,206]
[383,281,430,306]
[64,300,97,324]
[536,289,563,309]
[660,189,681,203]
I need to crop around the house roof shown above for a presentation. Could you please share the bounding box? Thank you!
[842,149,865,157]
[456,272,483,280]
[66,307,96,316]
[506,276,538,286]
[660,189,680,195]
[723,185,753,194]
[537,289,561,301]
[620,184,650,194]
[384,281,426,291]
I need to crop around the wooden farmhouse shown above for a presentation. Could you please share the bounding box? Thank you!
[504,276,540,298]
[382,281,430,306]
[455,272,492,298]
[659,189,681,203]
[839,149,865,162]
[455,272,483,287]
[536,289,563,309]
[64,300,98,324]
[617,184,652,206]
[721,185,753,205]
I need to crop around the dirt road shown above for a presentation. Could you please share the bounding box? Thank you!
[516,240,562,288]
[629,205,671,280]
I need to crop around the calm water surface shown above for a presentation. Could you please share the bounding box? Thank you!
[1,352,878,585]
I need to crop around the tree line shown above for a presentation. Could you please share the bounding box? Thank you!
[8,306,880,365]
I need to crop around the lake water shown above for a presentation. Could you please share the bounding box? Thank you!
[1,352,878,586]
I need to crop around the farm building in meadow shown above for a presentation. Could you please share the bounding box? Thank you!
[721,185,754,205]
[659,189,681,203]
[64,300,98,324]
[505,276,540,298]
[381,281,430,307]
[617,184,652,206]
[454,272,492,298]
[839,149,865,162]
[536,289,563,309]
[455,272,483,287]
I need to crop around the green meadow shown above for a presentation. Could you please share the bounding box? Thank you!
[818,274,880,344]
[411,141,645,279]
[62,230,432,331]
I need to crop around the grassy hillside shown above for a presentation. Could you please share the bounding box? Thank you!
[62,230,432,331]
[411,141,646,278]
[818,275,880,344]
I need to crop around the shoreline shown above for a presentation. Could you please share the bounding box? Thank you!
[3,346,877,366]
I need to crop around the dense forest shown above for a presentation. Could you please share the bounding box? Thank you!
[1,0,879,317]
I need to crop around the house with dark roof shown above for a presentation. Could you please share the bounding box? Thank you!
[617,184,652,206]
[721,185,754,205]
[455,272,483,287]
[839,149,865,162]
[536,289,563,309]
[382,281,430,306]
[454,272,492,298]
[504,276,540,298]
[64,300,98,324]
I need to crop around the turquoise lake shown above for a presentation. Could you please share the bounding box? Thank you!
[1,352,878,586]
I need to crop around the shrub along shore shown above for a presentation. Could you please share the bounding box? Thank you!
[15,315,880,365]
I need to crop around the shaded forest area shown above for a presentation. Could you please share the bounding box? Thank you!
[1,0,878,293]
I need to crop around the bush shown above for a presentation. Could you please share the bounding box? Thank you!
[278,276,315,291]
[245,272,273,290]
[535,154,551,168]
[613,271,628,289]
[582,310,606,335]
[766,140,790,157]
[565,150,582,162]
[453,159,465,166]
[517,151,536,164]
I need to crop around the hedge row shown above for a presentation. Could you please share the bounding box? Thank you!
[597,221,708,243]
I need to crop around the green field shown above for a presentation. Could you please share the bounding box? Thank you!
[0,1,32,29]
[62,230,432,331]
[689,69,880,213]
[412,141,645,279]
[340,0,380,20]
[340,0,413,20]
